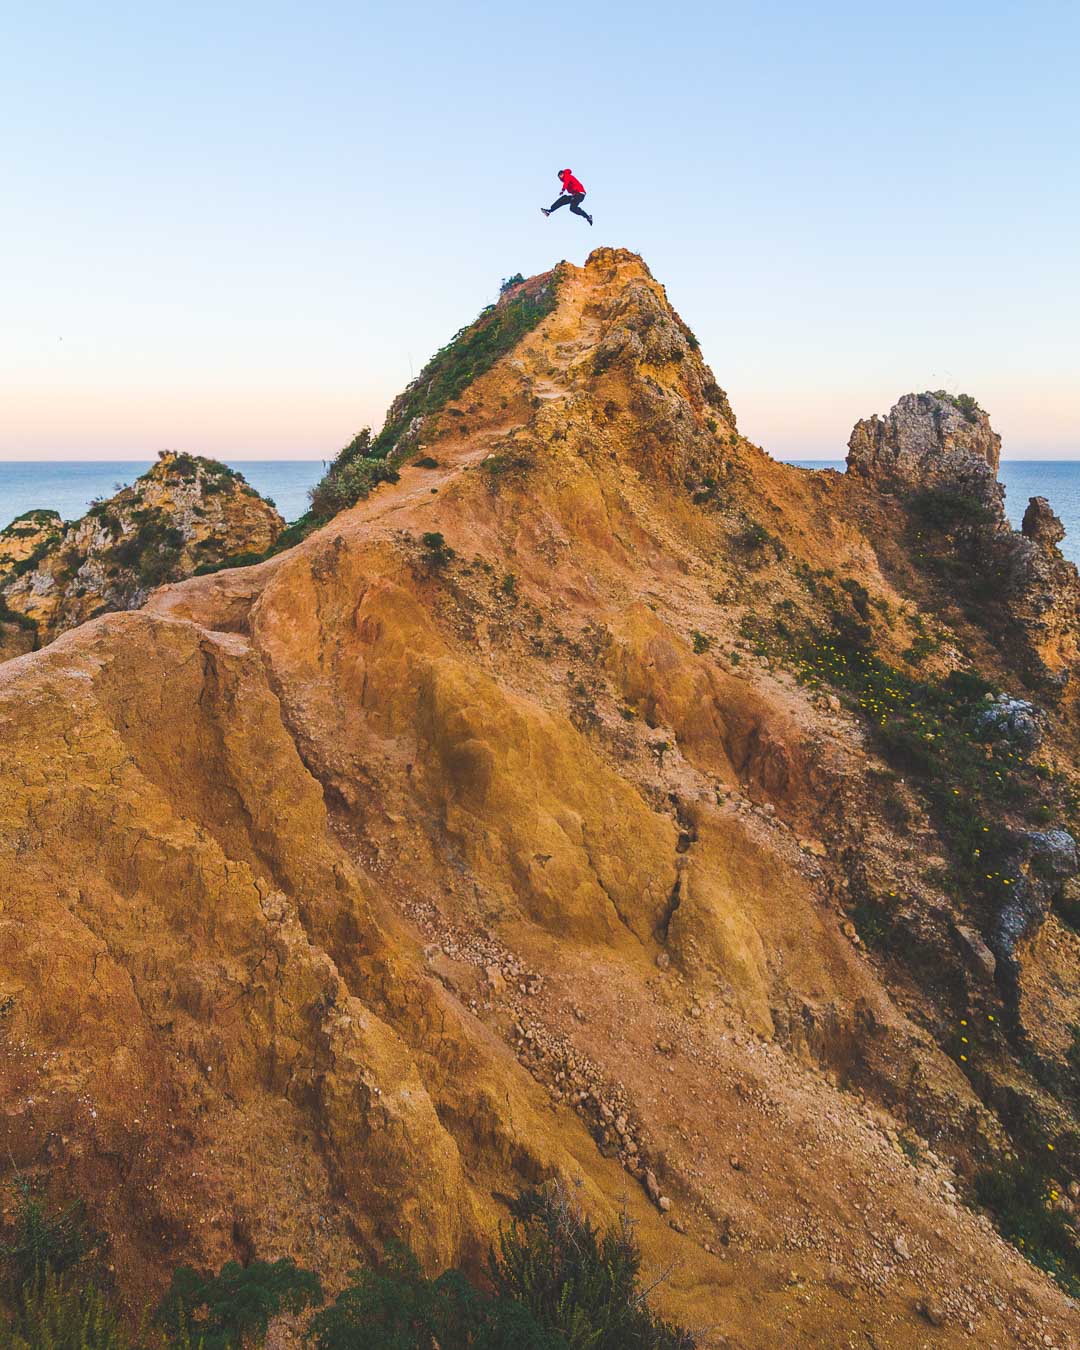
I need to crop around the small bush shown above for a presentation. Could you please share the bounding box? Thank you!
[909,488,993,533]
[308,1242,556,1350]
[0,597,37,634]
[491,1185,695,1349]
[740,522,770,551]
[1,1183,94,1292]
[309,457,400,520]
[691,631,711,654]
[420,533,455,569]
[839,577,870,620]
[0,1273,133,1350]
[932,390,983,424]
[903,634,939,666]
[156,1258,322,1350]
[975,1162,1080,1298]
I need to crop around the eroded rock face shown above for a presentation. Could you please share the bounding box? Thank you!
[0,453,283,658]
[847,391,1002,486]
[991,829,1079,1003]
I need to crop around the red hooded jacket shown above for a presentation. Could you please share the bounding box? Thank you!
[559,169,586,195]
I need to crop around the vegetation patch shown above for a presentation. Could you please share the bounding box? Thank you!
[0,597,37,635]
[909,487,994,534]
[366,274,557,462]
[103,510,185,588]
[420,532,455,569]
[974,1160,1080,1298]
[156,1260,322,1350]
[932,390,984,424]
[0,1183,695,1350]
[279,272,559,551]
[793,635,1042,876]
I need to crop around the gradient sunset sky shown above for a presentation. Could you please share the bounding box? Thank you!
[4,1,1077,461]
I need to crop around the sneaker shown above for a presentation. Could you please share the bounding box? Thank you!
[585,213,593,226]
[541,208,551,217]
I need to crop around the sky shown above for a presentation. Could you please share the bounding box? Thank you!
[2,1,1078,462]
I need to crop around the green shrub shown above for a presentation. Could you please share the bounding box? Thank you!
[156,1258,322,1350]
[193,551,267,577]
[975,1162,1080,1298]
[308,458,400,519]
[5,534,61,581]
[491,1186,694,1349]
[308,1242,556,1350]
[691,631,711,654]
[103,510,185,587]
[1,1183,94,1292]
[850,899,891,949]
[309,1187,697,1349]
[909,488,993,533]
[932,390,983,424]
[839,577,870,619]
[0,1273,134,1350]
[902,634,939,666]
[792,631,1048,888]
[420,533,455,568]
[0,597,37,634]
[740,522,770,551]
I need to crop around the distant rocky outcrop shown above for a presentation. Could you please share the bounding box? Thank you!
[847,390,1002,487]
[0,452,283,659]
[1007,495,1080,689]
[848,393,1080,692]
[0,509,63,569]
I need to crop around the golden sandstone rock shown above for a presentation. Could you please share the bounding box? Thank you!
[2,250,1080,1345]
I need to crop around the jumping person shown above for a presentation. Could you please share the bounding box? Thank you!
[541,168,593,226]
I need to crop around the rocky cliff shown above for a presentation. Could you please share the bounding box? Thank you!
[848,390,1002,481]
[0,452,284,659]
[3,251,1080,1346]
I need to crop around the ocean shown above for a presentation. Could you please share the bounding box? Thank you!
[1,459,1079,567]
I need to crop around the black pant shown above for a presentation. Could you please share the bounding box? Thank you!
[549,191,589,218]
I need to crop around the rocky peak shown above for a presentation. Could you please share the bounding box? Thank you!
[301,248,740,542]
[1022,495,1066,549]
[846,391,1002,489]
[0,452,284,659]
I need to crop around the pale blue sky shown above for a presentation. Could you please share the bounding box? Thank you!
[3,1,1077,460]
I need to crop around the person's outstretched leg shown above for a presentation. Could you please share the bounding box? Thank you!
[568,192,593,226]
[542,194,572,217]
